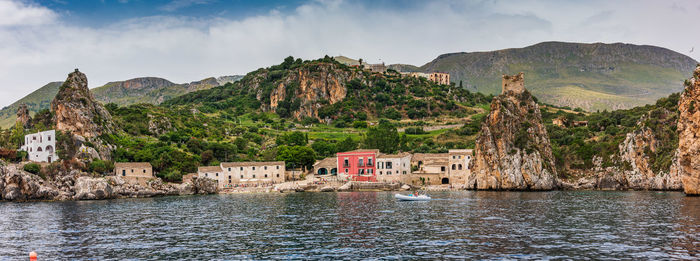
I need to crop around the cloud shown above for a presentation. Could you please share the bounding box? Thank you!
[159,0,214,12]
[0,0,57,26]
[0,0,699,108]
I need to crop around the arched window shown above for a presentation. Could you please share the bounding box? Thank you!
[458,164,463,170]
[37,147,42,152]
[451,164,456,170]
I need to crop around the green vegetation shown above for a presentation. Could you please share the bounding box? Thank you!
[23,163,40,174]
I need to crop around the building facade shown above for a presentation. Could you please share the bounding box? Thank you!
[197,165,224,187]
[221,161,285,187]
[313,157,338,175]
[376,153,412,183]
[114,162,154,178]
[337,149,378,182]
[21,130,57,163]
[447,149,472,185]
[429,72,450,85]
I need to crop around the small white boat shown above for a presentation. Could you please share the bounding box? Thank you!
[395,193,431,201]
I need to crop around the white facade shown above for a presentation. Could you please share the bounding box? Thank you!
[376,153,412,183]
[198,161,285,189]
[20,130,57,163]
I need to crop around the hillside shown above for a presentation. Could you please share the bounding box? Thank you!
[417,41,698,111]
[0,81,62,128]
[0,75,243,128]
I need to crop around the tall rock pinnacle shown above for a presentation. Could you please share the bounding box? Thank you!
[678,65,700,195]
[467,72,557,190]
[51,69,115,138]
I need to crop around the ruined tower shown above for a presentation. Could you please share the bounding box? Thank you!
[501,72,525,95]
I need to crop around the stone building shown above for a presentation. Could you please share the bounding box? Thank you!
[197,165,224,187]
[429,72,450,85]
[313,157,337,175]
[365,63,387,73]
[114,162,154,178]
[217,161,285,188]
[502,72,525,94]
[410,153,449,185]
[20,130,57,163]
[447,149,473,185]
[376,153,412,183]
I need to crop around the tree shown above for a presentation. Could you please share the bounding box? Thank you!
[10,122,24,148]
[337,136,358,152]
[276,131,307,146]
[363,119,400,153]
[276,145,316,171]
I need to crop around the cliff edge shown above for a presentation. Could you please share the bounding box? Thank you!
[678,65,700,195]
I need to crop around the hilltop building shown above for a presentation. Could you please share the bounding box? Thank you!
[429,72,451,85]
[20,130,57,163]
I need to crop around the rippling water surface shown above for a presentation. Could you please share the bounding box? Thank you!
[1,191,699,260]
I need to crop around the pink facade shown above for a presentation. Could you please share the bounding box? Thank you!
[337,149,378,182]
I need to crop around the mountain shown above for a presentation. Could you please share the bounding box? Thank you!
[413,41,698,111]
[92,75,244,106]
[0,81,62,128]
[0,75,243,128]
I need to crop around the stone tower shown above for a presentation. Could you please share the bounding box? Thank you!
[502,72,525,95]
[16,103,31,128]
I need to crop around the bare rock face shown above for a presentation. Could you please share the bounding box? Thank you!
[467,73,557,190]
[0,164,59,201]
[16,104,31,128]
[617,122,682,190]
[73,176,115,200]
[191,177,217,194]
[678,65,700,195]
[51,69,115,138]
[264,63,360,120]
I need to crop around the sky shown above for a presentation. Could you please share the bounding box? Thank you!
[1,0,699,107]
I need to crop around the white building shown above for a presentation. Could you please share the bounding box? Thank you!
[21,130,57,163]
[376,153,412,183]
[198,161,286,189]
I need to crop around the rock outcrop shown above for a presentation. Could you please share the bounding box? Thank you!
[0,164,61,201]
[16,104,31,128]
[51,69,115,138]
[73,177,114,200]
[678,65,700,195]
[467,73,557,190]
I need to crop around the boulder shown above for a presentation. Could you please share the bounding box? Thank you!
[320,186,335,192]
[73,177,114,200]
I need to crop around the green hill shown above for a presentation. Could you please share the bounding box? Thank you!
[0,75,243,128]
[0,81,62,128]
[417,41,698,111]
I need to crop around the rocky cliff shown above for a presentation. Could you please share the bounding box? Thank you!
[467,73,557,190]
[51,69,115,138]
[15,104,31,128]
[268,63,358,119]
[678,65,700,195]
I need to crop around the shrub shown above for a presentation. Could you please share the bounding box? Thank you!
[352,121,368,128]
[23,163,41,174]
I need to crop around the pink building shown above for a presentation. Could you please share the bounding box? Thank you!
[337,149,378,182]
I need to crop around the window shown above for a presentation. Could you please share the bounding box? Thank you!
[205,173,208,177]
[33,136,36,140]
[452,156,456,159]
[277,174,280,177]
[458,164,463,170]
[387,171,392,175]
[276,166,280,169]
[379,171,383,175]
[253,174,256,178]
[358,158,364,166]
[48,135,51,141]
[228,168,231,171]
[265,174,268,178]
[359,169,365,175]
[458,156,462,159]
[143,169,146,173]
[229,175,231,179]
[240,175,244,178]
[343,158,349,167]
[441,166,445,172]
[386,162,393,169]
[452,164,456,170]
[253,167,256,170]
[345,169,349,173]
[368,169,373,174]
[367,158,373,166]
[122,170,126,175]
[264,166,267,170]
[131,169,134,173]
[403,171,407,174]
[216,173,219,177]
[122,173,125,177]
[240,167,243,170]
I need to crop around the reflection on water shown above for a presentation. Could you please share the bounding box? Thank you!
[0,191,698,259]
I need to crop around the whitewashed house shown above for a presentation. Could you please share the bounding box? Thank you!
[21,130,58,163]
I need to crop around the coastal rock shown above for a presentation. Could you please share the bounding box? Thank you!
[678,65,700,195]
[338,181,353,192]
[400,184,411,191]
[74,177,114,200]
[617,122,682,190]
[467,73,557,190]
[51,69,115,139]
[320,186,335,192]
[0,165,59,201]
[191,177,217,194]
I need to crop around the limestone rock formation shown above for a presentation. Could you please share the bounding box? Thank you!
[73,177,114,200]
[191,177,217,194]
[15,104,31,128]
[678,65,700,195]
[0,164,60,201]
[51,69,115,138]
[467,73,557,190]
[617,122,682,190]
[264,63,361,119]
